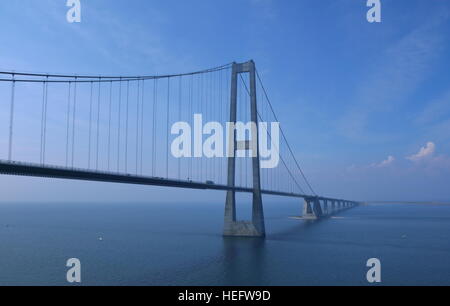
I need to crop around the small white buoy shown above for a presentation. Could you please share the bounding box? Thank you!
[98,237,103,241]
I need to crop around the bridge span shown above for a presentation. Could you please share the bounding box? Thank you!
[0,61,360,237]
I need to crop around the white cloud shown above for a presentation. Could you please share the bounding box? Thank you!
[348,142,450,180]
[379,155,395,167]
[407,142,436,161]
[371,155,395,168]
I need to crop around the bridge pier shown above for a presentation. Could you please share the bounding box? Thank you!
[223,61,265,238]
[323,199,329,215]
[302,198,360,219]
[302,198,315,219]
[302,197,324,219]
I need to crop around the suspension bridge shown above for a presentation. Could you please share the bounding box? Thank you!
[0,60,359,237]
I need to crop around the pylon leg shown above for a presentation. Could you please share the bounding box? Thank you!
[313,198,323,217]
[302,198,316,219]
[223,61,265,238]
[302,197,323,219]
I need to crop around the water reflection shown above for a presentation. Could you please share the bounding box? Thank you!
[221,237,267,285]
[269,218,327,240]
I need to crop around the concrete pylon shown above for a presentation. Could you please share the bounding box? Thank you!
[302,197,323,219]
[313,198,323,217]
[302,198,316,219]
[323,200,328,215]
[224,61,265,237]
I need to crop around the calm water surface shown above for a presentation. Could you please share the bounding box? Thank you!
[0,201,449,285]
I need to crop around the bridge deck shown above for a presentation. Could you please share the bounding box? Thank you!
[0,160,347,202]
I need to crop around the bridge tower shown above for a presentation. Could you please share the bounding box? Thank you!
[223,61,265,237]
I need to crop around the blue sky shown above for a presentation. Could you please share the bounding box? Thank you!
[0,0,449,203]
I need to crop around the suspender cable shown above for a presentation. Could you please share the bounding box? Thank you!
[43,77,49,164]
[188,74,193,180]
[195,74,203,181]
[107,81,112,171]
[213,72,217,183]
[178,76,182,180]
[117,78,122,172]
[88,81,93,168]
[193,74,197,181]
[40,80,46,164]
[211,72,215,182]
[71,78,77,168]
[205,73,209,181]
[140,80,145,175]
[224,68,229,185]
[239,79,243,187]
[212,72,216,183]
[125,80,129,173]
[152,79,157,176]
[96,78,101,170]
[265,92,269,190]
[245,77,248,188]
[136,80,140,175]
[166,77,170,179]
[191,75,194,180]
[65,82,71,167]
[219,70,222,184]
[199,73,203,182]
[203,74,211,180]
[194,74,198,180]
[220,70,223,185]
[210,72,213,182]
[210,72,214,182]
[8,75,16,161]
[216,71,219,183]
[213,72,216,182]
[262,89,267,190]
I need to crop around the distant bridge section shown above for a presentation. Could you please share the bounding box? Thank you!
[362,201,450,205]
